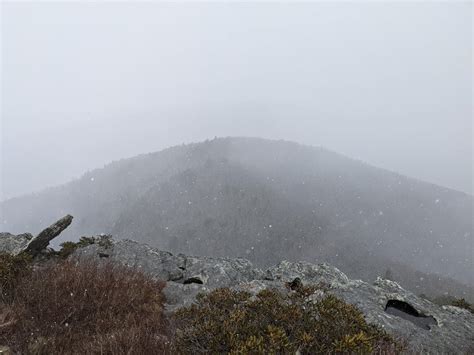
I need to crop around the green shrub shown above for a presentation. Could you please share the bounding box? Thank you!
[1,259,169,354]
[0,253,32,300]
[173,287,401,354]
[59,235,113,258]
[58,241,79,258]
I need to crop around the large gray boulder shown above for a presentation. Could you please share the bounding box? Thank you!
[330,276,473,353]
[265,260,350,286]
[0,233,32,255]
[73,239,265,313]
[73,239,263,286]
[73,239,186,281]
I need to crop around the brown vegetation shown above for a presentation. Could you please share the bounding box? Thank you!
[0,253,32,301]
[0,250,408,354]
[0,258,169,354]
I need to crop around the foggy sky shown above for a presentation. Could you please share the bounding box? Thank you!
[1,1,472,201]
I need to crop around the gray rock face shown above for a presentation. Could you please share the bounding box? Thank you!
[73,239,263,285]
[0,232,31,255]
[265,260,350,286]
[73,239,474,353]
[73,239,265,313]
[329,277,474,353]
[74,239,186,281]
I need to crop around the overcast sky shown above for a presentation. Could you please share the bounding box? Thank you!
[1,1,472,201]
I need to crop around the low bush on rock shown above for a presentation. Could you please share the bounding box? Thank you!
[428,294,474,314]
[173,287,402,354]
[450,298,474,314]
[0,259,169,354]
[58,235,113,258]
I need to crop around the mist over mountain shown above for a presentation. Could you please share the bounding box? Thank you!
[1,137,472,298]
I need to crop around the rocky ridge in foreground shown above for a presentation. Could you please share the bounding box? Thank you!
[72,239,473,353]
[1,217,473,353]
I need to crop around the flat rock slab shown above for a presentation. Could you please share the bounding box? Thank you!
[74,239,264,287]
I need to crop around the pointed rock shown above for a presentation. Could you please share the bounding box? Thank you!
[22,215,73,256]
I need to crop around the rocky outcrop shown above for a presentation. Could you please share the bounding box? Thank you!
[0,233,32,255]
[72,238,474,353]
[22,215,73,257]
[0,215,73,257]
[73,239,265,312]
[1,223,473,353]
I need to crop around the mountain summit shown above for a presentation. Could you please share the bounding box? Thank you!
[2,137,472,296]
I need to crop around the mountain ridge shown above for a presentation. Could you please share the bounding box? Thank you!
[3,137,471,204]
[1,137,472,298]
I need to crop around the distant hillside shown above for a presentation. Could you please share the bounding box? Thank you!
[1,137,473,298]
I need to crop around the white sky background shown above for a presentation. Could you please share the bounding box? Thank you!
[1,1,472,200]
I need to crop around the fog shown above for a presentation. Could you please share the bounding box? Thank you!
[1,1,472,201]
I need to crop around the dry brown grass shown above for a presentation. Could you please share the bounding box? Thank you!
[0,253,32,301]
[0,258,170,354]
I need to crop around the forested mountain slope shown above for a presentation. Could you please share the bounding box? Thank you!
[2,137,472,297]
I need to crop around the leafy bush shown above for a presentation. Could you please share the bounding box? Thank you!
[0,259,169,354]
[173,287,401,354]
[0,253,32,301]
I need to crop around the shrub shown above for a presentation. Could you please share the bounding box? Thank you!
[429,295,474,314]
[173,287,401,354]
[450,298,473,314]
[0,253,32,301]
[0,259,169,354]
[59,235,113,258]
[58,241,79,258]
